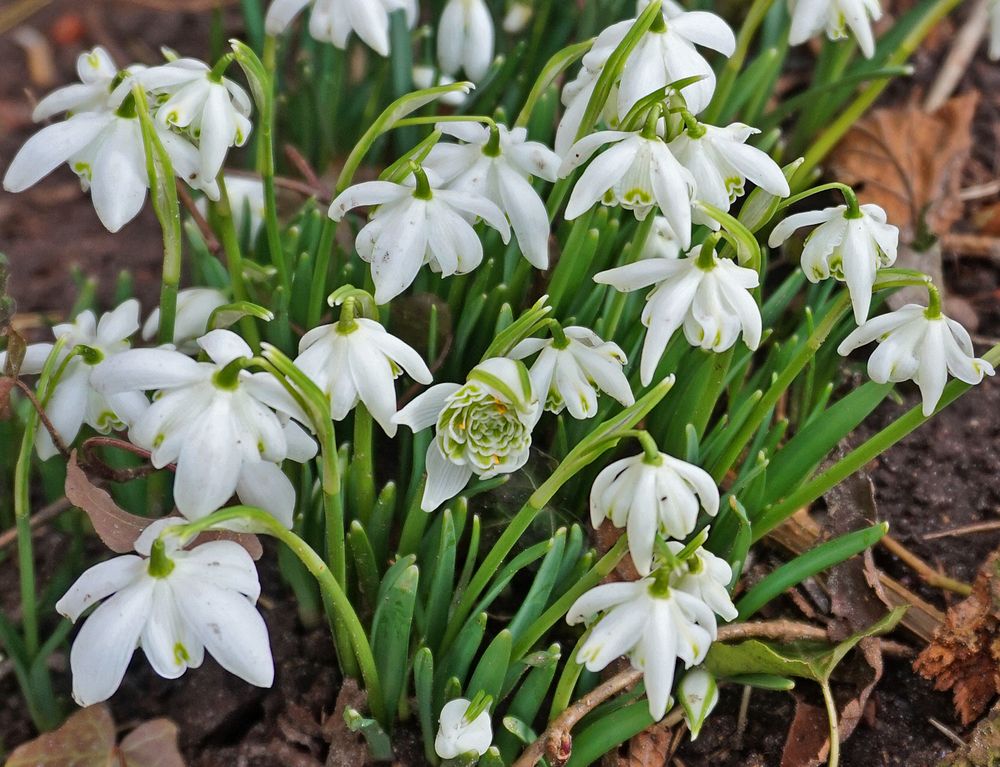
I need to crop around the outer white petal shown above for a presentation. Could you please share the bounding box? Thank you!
[265,0,312,34]
[3,113,109,192]
[173,399,243,518]
[915,321,948,416]
[174,580,273,687]
[37,367,88,459]
[328,181,410,221]
[437,0,467,76]
[670,12,736,55]
[640,604,678,721]
[364,322,433,383]
[236,460,295,528]
[56,556,145,621]
[767,207,838,248]
[393,383,463,431]
[566,579,642,624]
[90,120,147,233]
[594,257,686,292]
[349,339,400,436]
[436,189,511,243]
[422,441,474,511]
[463,0,496,81]
[578,602,646,670]
[497,164,551,268]
[91,349,203,393]
[179,540,261,598]
[198,328,253,367]
[69,580,154,705]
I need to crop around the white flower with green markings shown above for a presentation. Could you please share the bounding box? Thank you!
[56,519,272,706]
[437,0,495,81]
[265,0,417,56]
[293,315,432,436]
[423,122,560,269]
[393,357,538,511]
[769,203,898,324]
[509,326,633,419]
[435,696,493,759]
[678,668,719,740]
[788,0,883,58]
[590,450,719,575]
[595,245,761,385]
[567,549,735,721]
[0,300,147,460]
[32,46,126,120]
[142,287,228,352]
[838,303,995,416]
[329,167,511,305]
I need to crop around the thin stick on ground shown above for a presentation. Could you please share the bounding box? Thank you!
[880,534,972,596]
[924,520,1000,540]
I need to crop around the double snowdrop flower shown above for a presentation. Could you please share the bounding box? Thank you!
[590,451,719,575]
[0,300,147,460]
[92,329,310,523]
[596,245,761,385]
[142,287,228,352]
[265,0,417,56]
[561,130,695,247]
[329,167,510,305]
[769,203,898,324]
[56,519,272,706]
[423,122,560,269]
[839,303,995,416]
[438,0,495,81]
[140,58,253,196]
[567,546,736,721]
[293,312,432,436]
[435,697,493,759]
[394,357,538,511]
[669,122,790,222]
[788,0,883,58]
[508,326,633,419]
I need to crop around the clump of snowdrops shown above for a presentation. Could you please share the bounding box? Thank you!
[1,0,995,764]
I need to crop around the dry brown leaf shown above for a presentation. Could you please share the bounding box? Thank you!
[915,551,1000,725]
[66,449,151,553]
[118,719,185,767]
[829,93,979,241]
[323,679,372,767]
[622,717,676,767]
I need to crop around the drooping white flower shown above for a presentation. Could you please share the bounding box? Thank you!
[669,122,789,222]
[438,0,495,81]
[567,552,735,721]
[139,58,252,193]
[196,174,266,241]
[423,122,560,268]
[329,169,510,305]
[589,451,719,575]
[435,698,493,759]
[293,316,432,436]
[560,130,695,247]
[56,518,272,706]
[838,303,995,416]
[32,46,123,121]
[991,0,1000,60]
[641,216,683,260]
[3,107,210,232]
[0,300,146,460]
[667,541,737,622]
[393,357,538,511]
[595,246,761,385]
[91,329,303,521]
[502,1,533,33]
[264,0,417,56]
[678,668,719,740]
[509,326,633,419]
[769,203,898,324]
[142,287,228,352]
[788,0,882,58]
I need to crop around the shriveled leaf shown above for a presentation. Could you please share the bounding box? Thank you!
[66,450,150,553]
[915,550,1000,725]
[5,704,116,767]
[118,719,185,767]
[829,93,978,241]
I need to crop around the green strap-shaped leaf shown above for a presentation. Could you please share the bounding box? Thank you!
[372,563,419,722]
[466,630,513,704]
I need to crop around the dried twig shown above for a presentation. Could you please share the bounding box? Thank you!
[177,182,221,254]
[716,620,829,643]
[283,144,332,201]
[0,496,71,550]
[924,520,1000,540]
[923,0,990,112]
[880,534,972,596]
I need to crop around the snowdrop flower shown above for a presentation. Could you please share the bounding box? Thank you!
[1,301,147,459]
[435,697,493,759]
[438,0,495,81]
[838,303,995,416]
[92,329,301,520]
[641,216,683,260]
[678,668,719,740]
[139,58,252,194]
[509,326,633,419]
[590,3,735,118]
[329,167,510,304]
[590,451,719,575]
[32,46,123,121]
[423,122,560,268]
[567,554,734,721]
[769,203,898,324]
[394,358,538,511]
[991,0,1000,60]
[669,122,790,222]
[596,245,761,385]
[293,314,432,436]
[142,287,228,352]
[196,175,266,241]
[788,0,882,58]
[56,518,272,706]
[561,130,695,247]
[265,0,417,56]
[4,104,209,232]
[667,541,737,622]
[502,1,533,33]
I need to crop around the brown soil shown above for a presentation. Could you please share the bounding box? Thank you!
[3,3,1000,766]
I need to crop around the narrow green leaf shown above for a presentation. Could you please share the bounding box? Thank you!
[467,630,513,703]
[372,564,419,722]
